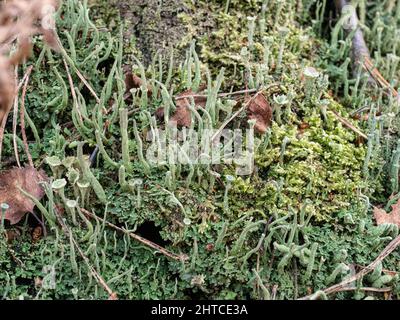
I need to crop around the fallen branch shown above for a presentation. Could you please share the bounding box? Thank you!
[81,208,189,262]
[298,235,400,300]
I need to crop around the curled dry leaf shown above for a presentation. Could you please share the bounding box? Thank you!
[246,93,272,134]
[155,89,207,127]
[373,199,400,227]
[0,167,48,225]
[124,70,152,99]
[32,226,43,243]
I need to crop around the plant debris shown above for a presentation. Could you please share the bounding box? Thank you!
[155,89,207,127]
[0,0,59,124]
[374,201,400,227]
[0,167,48,224]
[246,93,272,134]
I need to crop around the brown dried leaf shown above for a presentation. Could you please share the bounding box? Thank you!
[247,93,272,134]
[373,200,400,227]
[170,105,192,127]
[156,89,207,127]
[124,71,151,93]
[0,167,48,225]
[32,226,42,243]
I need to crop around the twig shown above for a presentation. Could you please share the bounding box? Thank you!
[354,264,398,276]
[334,1,400,102]
[0,100,12,163]
[30,211,47,238]
[330,109,368,140]
[56,35,100,104]
[175,88,259,101]
[334,0,370,76]
[19,65,34,167]
[363,57,400,103]
[54,208,117,300]
[0,65,33,163]
[211,89,263,143]
[12,66,21,167]
[80,208,189,262]
[298,235,400,299]
[63,58,82,121]
[333,286,392,294]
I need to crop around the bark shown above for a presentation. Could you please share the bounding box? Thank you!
[115,0,190,65]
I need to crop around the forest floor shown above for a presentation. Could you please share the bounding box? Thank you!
[1,0,400,300]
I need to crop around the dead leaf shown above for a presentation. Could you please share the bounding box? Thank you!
[32,226,42,243]
[155,89,207,127]
[0,167,48,225]
[373,199,400,227]
[123,70,153,101]
[246,93,272,134]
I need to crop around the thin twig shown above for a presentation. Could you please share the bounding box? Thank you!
[363,57,400,103]
[54,209,117,300]
[56,35,100,103]
[30,211,47,238]
[0,98,13,163]
[19,65,33,167]
[298,235,400,299]
[211,89,263,143]
[12,66,21,167]
[63,58,82,121]
[211,84,280,143]
[330,109,368,140]
[175,88,259,101]
[81,208,189,262]
[354,264,398,276]
[333,286,392,294]
[0,65,32,163]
